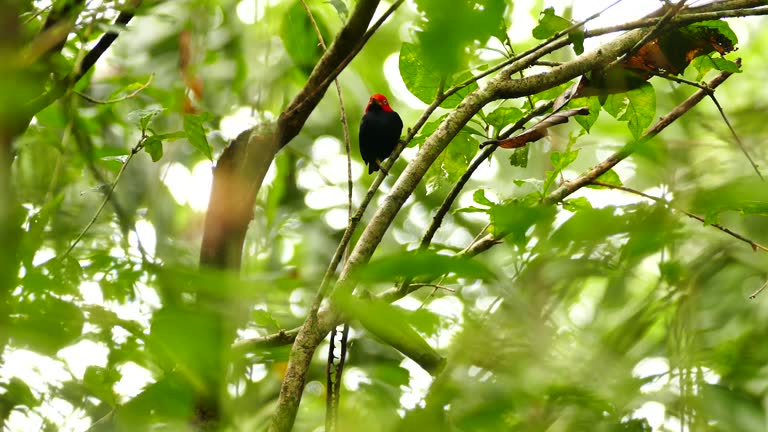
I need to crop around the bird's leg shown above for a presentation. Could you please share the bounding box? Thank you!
[376,159,390,176]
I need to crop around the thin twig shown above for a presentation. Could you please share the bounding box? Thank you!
[749,279,768,300]
[654,60,760,183]
[75,74,154,104]
[409,283,456,293]
[310,86,450,309]
[416,277,448,311]
[607,0,688,70]
[299,1,354,428]
[23,2,141,117]
[236,5,759,355]
[591,180,768,253]
[418,101,554,251]
[652,68,762,179]
[441,0,626,102]
[706,93,763,180]
[288,0,405,119]
[544,65,736,205]
[60,135,145,259]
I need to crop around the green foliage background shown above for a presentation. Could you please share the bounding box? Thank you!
[2,1,768,431]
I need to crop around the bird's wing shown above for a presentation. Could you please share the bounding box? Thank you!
[359,115,376,166]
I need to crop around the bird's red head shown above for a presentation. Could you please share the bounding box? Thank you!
[366,93,394,113]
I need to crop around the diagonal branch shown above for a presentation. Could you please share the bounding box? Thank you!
[200,0,385,270]
[464,66,738,258]
[277,0,399,148]
[590,181,768,253]
[543,65,737,205]
[23,1,142,120]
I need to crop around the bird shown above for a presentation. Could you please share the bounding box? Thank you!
[359,93,403,174]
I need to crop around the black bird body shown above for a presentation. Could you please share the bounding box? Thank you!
[359,94,403,174]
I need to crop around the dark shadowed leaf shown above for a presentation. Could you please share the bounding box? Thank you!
[355,250,496,282]
[183,113,212,160]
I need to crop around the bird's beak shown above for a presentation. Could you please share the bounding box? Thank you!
[369,98,381,106]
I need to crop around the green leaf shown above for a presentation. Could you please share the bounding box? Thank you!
[411,115,446,148]
[149,306,224,385]
[449,71,481,109]
[399,43,479,108]
[412,0,507,76]
[570,96,601,132]
[399,42,444,105]
[551,206,627,246]
[486,106,524,131]
[689,179,768,225]
[129,107,164,130]
[587,169,623,188]
[281,0,328,73]
[738,201,768,216]
[409,308,442,337]
[454,206,489,214]
[569,28,585,55]
[550,149,579,171]
[143,135,164,162]
[334,295,445,374]
[325,0,348,20]
[621,83,655,139]
[116,374,196,430]
[462,122,486,138]
[602,82,656,139]
[84,366,121,405]
[157,131,188,141]
[509,145,529,168]
[35,104,67,129]
[489,198,556,245]
[602,93,627,119]
[425,129,476,193]
[473,189,495,207]
[20,193,64,269]
[701,384,764,432]
[532,82,571,104]
[252,309,281,332]
[687,20,738,46]
[107,79,150,100]
[355,250,496,283]
[532,8,570,40]
[11,295,84,355]
[183,113,212,160]
[690,55,715,81]
[691,54,740,81]
[711,56,741,73]
[1,377,39,410]
[563,196,592,212]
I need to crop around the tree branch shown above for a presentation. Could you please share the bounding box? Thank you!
[276,0,390,148]
[590,181,768,253]
[463,65,738,257]
[543,65,737,205]
[23,1,142,120]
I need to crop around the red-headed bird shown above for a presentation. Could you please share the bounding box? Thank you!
[359,93,403,174]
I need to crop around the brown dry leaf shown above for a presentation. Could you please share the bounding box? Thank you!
[481,107,589,150]
[576,24,737,98]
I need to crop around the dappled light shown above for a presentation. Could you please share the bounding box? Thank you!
[3,1,768,431]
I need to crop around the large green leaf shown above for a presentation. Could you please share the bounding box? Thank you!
[280,0,329,74]
[148,306,225,386]
[399,43,479,108]
[602,82,655,139]
[355,250,496,282]
[334,295,445,374]
[183,113,212,160]
[411,0,507,75]
[11,295,84,355]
